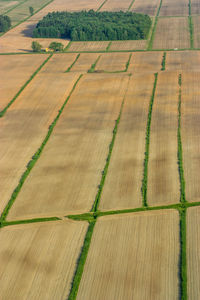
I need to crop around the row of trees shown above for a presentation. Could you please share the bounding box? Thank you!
[0,15,11,32]
[33,10,152,41]
[32,41,64,52]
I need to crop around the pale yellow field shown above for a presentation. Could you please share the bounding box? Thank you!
[100,0,132,11]
[7,74,130,220]
[68,41,109,52]
[77,210,179,300]
[181,72,200,203]
[0,54,48,111]
[0,0,18,14]
[153,17,190,49]
[187,207,200,299]
[0,65,80,215]
[148,72,180,206]
[0,220,88,300]
[166,51,200,71]
[131,0,160,16]
[70,53,99,72]
[128,51,163,73]
[39,53,77,73]
[159,0,189,16]
[95,52,130,72]
[191,0,200,14]
[109,40,147,50]
[99,73,155,211]
[192,16,200,48]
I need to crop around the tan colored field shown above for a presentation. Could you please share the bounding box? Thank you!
[191,0,200,14]
[39,53,77,73]
[187,207,200,299]
[0,66,80,214]
[100,0,132,11]
[0,220,88,300]
[166,51,200,71]
[0,0,18,14]
[181,72,200,203]
[99,73,155,211]
[131,0,160,16]
[70,53,99,72]
[95,52,130,72]
[77,210,179,300]
[148,72,180,206]
[192,16,200,48]
[109,40,147,50]
[159,0,189,16]
[0,54,48,111]
[7,74,130,220]
[153,17,190,49]
[68,41,109,52]
[128,51,163,73]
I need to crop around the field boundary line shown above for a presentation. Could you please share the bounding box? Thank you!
[179,208,187,300]
[99,53,132,73]
[147,0,163,50]
[127,0,135,11]
[96,0,108,12]
[188,16,194,49]
[0,217,60,228]
[106,41,112,51]
[0,74,83,223]
[91,74,132,212]
[161,51,166,70]
[64,41,72,51]
[0,53,53,117]
[87,55,101,72]
[141,73,158,207]
[65,53,80,72]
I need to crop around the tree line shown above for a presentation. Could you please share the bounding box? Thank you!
[33,10,152,41]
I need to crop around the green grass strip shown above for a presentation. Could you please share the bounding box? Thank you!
[161,51,166,70]
[65,53,80,72]
[68,221,96,300]
[0,217,60,228]
[0,53,53,117]
[0,74,83,222]
[88,55,101,73]
[106,41,112,52]
[91,75,131,212]
[96,0,108,12]
[128,0,135,11]
[64,41,72,51]
[179,208,187,300]
[188,16,194,49]
[178,74,186,203]
[141,73,158,207]
[147,0,163,50]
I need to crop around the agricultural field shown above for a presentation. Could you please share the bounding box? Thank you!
[68,41,109,52]
[192,16,200,48]
[95,52,131,72]
[190,0,200,14]
[70,53,99,72]
[131,0,160,16]
[0,0,20,14]
[100,0,132,11]
[166,51,200,71]
[159,0,189,16]
[128,51,163,73]
[109,39,147,50]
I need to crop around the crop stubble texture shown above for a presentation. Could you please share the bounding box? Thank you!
[68,41,109,52]
[99,73,155,211]
[7,74,130,220]
[166,51,200,71]
[191,0,200,14]
[70,53,99,72]
[159,0,189,16]
[77,210,179,300]
[0,220,88,300]
[95,52,130,72]
[128,52,163,73]
[100,0,132,11]
[192,16,200,48]
[131,0,160,16]
[147,71,180,206]
[109,40,147,51]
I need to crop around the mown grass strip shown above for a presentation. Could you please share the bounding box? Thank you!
[0,74,83,222]
[68,221,96,300]
[96,0,108,12]
[188,16,194,49]
[141,73,158,207]
[65,53,80,72]
[179,208,187,300]
[0,217,60,228]
[0,53,53,117]
[91,75,131,212]
[147,0,163,50]
[87,55,101,73]
[161,51,166,70]
[106,41,112,52]
[128,0,135,11]
[178,74,186,203]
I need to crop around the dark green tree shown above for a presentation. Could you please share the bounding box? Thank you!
[0,15,11,32]
[29,6,34,16]
[31,41,42,52]
[49,42,64,51]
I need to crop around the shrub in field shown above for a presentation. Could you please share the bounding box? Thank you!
[49,42,64,51]
[31,41,42,52]
[0,15,11,32]
[29,6,34,16]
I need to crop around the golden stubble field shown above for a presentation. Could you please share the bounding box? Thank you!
[166,51,200,71]
[131,0,160,16]
[100,0,132,11]
[95,52,131,72]
[159,0,189,16]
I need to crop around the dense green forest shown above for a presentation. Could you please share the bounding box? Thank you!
[0,15,11,32]
[33,10,152,41]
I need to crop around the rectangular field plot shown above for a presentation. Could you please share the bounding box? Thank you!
[0,220,88,300]
[0,69,79,215]
[193,16,200,48]
[77,210,179,300]
[7,74,130,221]
[131,0,160,16]
[95,53,131,72]
[39,53,78,73]
[166,51,200,71]
[187,207,200,299]
[191,0,200,14]
[148,72,180,206]
[109,40,147,51]
[100,0,132,11]
[70,53,99,72]
[0,54,48,111]
[68,41,109,52]
[181,72,200,203]
[128,51,163,73]
[99,74,155,211]
[152,17,190,49]
[159,0,189,16]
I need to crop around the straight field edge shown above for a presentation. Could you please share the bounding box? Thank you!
[179,208,187,300]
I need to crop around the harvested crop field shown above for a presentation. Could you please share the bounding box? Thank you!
[70,53,99,72]
[181,72,200,203]
[77,210,179,300]
[187,207,200,299]
[159,0,189,16]
[95,52,131,72]
[0,54,48,111]
[131,0,160,16]
[0,220,88,300]
[0,0,19,14]
[192,16,200,48]
[0,70,79,215]
[191,0,200,14]
[128,51,163,73]
[68,41,109,52]
[99,73,155,211]
[152,17,190,49]
[148,72,180,206]
[39,53,77,73]
[100,0,132,11]
[7,74,130,220]
[166,51,200,71]
[109,40,147,50]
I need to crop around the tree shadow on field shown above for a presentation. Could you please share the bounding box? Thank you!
[21,23,37,37]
